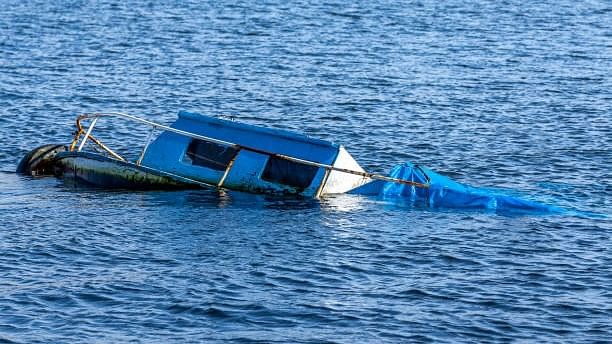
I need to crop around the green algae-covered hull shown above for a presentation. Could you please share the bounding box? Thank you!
[54,152,205,190]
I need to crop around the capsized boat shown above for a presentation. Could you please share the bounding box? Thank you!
[17,111,560,213]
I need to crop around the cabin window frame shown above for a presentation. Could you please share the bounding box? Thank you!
[183,139,239,171]
[261,156,319,189]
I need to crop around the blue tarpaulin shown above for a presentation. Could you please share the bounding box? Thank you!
[350,162,561,214]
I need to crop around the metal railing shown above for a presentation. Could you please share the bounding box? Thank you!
[70,112,430,190]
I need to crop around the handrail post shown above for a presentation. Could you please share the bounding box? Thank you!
[136,126,156,166]
[77,117,99,152]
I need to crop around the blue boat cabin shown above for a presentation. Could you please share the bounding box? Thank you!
[140,111,369,197]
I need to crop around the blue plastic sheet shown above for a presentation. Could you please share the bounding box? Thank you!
[350,162,561,214]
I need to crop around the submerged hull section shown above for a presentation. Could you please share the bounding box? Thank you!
[54,152,202,190]
[46,148,370,197]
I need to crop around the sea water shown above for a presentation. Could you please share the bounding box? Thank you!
[0,1,610,342]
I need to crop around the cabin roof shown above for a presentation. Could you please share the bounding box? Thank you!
[177,110,338,149]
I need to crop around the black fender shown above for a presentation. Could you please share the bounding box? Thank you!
[16,144,68,176]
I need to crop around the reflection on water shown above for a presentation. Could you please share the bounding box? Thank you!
[321,194,371,213]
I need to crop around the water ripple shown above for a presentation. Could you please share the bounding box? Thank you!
[1,0,611,342]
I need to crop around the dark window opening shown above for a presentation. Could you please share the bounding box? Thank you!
[185,139,238,171]
[261,156,319,189]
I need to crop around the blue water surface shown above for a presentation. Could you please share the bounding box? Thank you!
[0,1,610,343]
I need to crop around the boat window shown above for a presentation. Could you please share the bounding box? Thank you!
[185,139,238,171]
[261,156,319,189]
